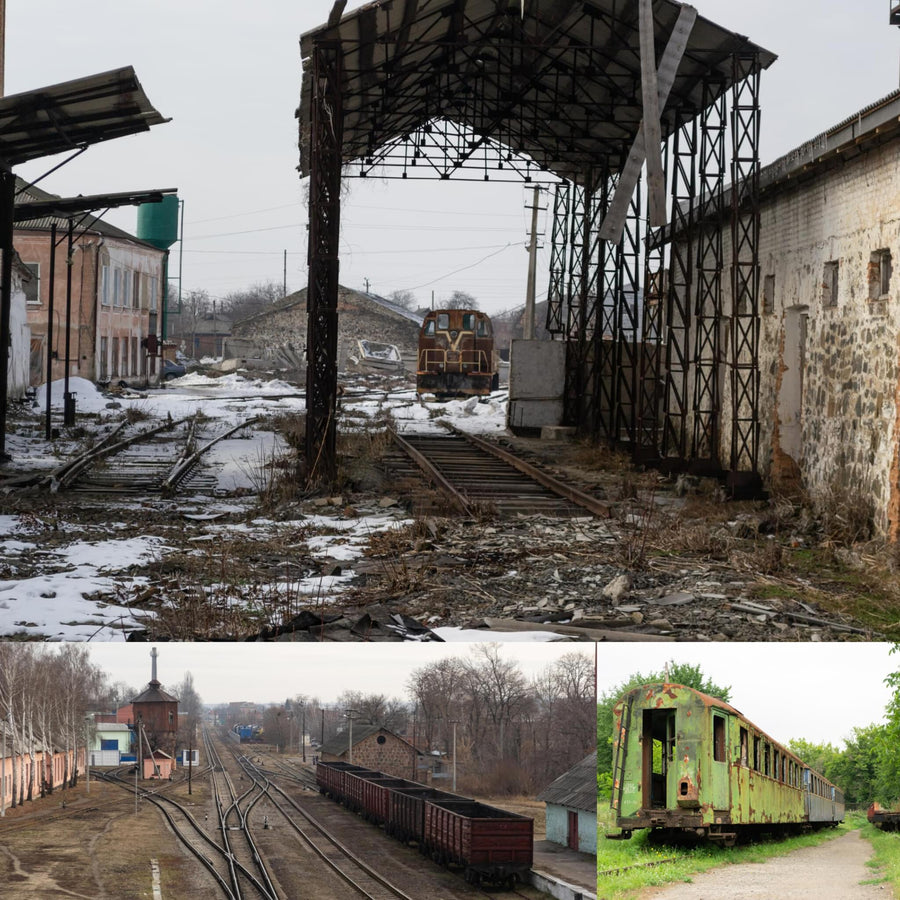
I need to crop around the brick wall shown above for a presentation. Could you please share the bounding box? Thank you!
[321,730,417,780]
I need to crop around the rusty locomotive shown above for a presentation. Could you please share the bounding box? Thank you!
[416,308,499,398]
[316,760,533,886]
[611,683,844,845]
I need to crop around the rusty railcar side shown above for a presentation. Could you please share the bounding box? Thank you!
[423,797,534,884]
[389,786,460,844]
[611,683,844,843]
[868,802,900,831]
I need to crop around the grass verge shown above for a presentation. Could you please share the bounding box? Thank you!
[860,819,900,893]
[596,809,853,899]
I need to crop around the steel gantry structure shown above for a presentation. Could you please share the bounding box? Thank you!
[298,0,775,490]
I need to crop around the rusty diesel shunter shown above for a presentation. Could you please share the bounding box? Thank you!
[416,308,498,398]
[611,683,844,845]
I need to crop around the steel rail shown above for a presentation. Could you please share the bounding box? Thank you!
[96,769,239,900]
[389,428,473,515]
[237,754,417,900]
[204,729,279,900]
[448,424,611,517]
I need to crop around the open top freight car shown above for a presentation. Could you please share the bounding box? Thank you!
[316,759,533,886]
[611,683,844,844]
[416,308,498,398]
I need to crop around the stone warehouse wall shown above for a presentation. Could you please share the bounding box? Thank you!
[686,139,900,536]
[350,732,417,780]
[232,287,421,368]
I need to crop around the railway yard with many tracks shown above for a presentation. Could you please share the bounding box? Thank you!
[0,730,551,900]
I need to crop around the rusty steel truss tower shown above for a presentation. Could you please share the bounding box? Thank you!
[299,0,773,491]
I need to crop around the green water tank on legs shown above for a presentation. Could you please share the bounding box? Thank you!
[137,194,179,249]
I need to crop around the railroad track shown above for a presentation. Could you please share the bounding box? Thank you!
[232,752,419,900]
[386,427,609,518]
[49,414,258,495]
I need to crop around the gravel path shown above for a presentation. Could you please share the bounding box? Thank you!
[641,830,890,899]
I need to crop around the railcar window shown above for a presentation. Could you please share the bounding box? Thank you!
[713,716,726,762]
[740,728,749,766]
[437,313,449,329]
[753,735,761,771]
[774,751,780,781]
[424,320,435,336]
[477,319,490,337]
[764,744,770,777]
[462,313,475,330]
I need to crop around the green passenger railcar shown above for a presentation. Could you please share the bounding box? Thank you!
[611,683,843,844]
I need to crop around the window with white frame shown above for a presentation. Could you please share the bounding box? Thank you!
[100,265,110,306]
[113,268,122,308]
[149,276,158,313]
[122,270,131,309]
[133,272,141,309]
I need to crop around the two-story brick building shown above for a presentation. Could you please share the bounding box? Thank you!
[15,179,168,388]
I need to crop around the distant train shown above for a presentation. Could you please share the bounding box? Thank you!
[611,683,844,845]
[232,724,264,743]
[316,760,533,886]
[416,308,499,398]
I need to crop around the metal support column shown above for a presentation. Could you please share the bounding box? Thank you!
[728,53,762,495]
[563,183,588,426]
[614,178,643,449]
[690,81,727,470]
[44,223,57,439]
[660,112,697,464]
[545,182,570,336]
[305,39,344,484]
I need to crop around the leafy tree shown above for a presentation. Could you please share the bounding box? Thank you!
[597,662,731,777]
[829,723,885,807]
[786,738,841,779]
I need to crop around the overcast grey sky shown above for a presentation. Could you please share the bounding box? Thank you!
[7,1,900,315]
[86,642,594,706]
[597,642,899,750]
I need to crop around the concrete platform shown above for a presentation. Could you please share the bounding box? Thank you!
[529,840,596,900]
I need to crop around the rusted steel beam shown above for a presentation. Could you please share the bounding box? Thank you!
[305,39,344,484]
[390,429,473,516]
[451,427,611,518]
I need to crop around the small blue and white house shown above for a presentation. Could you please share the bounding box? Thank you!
[536,753,597,855]
[88,722,132,767]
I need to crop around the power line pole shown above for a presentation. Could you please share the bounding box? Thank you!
[523,185,541,340]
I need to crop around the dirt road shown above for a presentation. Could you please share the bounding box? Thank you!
[640,831,889,899]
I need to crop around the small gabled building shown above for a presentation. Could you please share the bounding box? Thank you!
[536,753,597,856]
[319,722,421,781]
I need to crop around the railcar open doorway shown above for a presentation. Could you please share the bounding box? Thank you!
[642,708,676,811]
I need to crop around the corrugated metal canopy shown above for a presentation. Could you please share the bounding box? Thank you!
[0,66,169,167]
[298,0,776,182]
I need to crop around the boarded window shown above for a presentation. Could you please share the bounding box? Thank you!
[739,727,749,766]
[822,261,839,308]
[713,715,726,762]
[23,262,40,304]
[869,249,892,299]
[763,273,775,314]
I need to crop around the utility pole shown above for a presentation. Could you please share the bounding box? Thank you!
[283,249,287,297]
[523,185,542,340]
[345,709,358,764]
